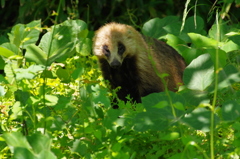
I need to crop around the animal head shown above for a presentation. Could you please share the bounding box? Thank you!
[93,22,139,68]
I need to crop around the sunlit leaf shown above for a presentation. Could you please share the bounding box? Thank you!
[184,54,214,91]
[188,33,218,48]
[0,46,15,57]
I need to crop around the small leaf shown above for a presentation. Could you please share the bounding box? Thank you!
[76,38,91,56]
[94,129,102,142]
[160,132,179,140]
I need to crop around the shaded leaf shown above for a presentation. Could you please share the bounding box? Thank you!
[222,100,240,121]
[184,54,214,91]
[142,16,180,38]
[181,107,219,132]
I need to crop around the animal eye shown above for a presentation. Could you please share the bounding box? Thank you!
[102,45,110,57]
[118,42,125,55]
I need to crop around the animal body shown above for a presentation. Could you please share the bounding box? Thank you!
[93,22,186,107]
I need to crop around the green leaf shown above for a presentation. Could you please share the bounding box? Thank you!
[134,92,185,131]
[4,61,18,83]
[208,23,228,41]
[93,129,102,142]
[13,147,36,159]
[222,100,240,121]
[183,54,214,91]
[228,35,240,46]
[3,132,56,159]
[218,64,240,90]
[8,20,41,48]
[188,33,218,48]
[27,134,52,154]
[92,84,110,107]
[112,142,122,152]
[76,38,92,56]
[9,101,22,120]
[207,49,227,67]
[61,19,88,38]
[142,16,180,38]
[45,95,58,106]
[15,65,45,80]
[1,43,19,56]
[0,74,9,84]
[0,85,6,96]
[3,132,32,152]
[14,90,30,105]
[160,132,179,140]
[25,44,47,65]
[221,40,240,52]
[71,139,88,156]
[183,16,205,34]
[182,107,219,132]
[0,46,15,57]
[56,67,71,83]
[0,56,4,69]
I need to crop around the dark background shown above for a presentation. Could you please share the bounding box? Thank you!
[1,0,240,34]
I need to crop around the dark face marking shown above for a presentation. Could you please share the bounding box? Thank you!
[118,42,125,55]
[110,58,121,68]
[102,45,110,57]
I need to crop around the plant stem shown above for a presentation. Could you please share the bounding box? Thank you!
[210,10,220,159]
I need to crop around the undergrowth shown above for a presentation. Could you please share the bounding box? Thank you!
[0,4,240,159]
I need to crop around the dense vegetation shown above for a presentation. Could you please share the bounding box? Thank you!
[0,0,240,158]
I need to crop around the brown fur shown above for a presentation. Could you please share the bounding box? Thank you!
[93,22,186,106]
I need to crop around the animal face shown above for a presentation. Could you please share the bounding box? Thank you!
[102,42,126,68]
[93,23,138,69]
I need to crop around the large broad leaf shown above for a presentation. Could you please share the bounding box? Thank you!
[207,48,227,67]
[181,107,219,132]
[3,132,32,152]
[25,44,47,65]
[134,92,186,131]
[227,35,240,46]
[142,16,181,38]
[26,20,88,65]
[39,20,87,56]
[3,132,56,159]
[25,42,75,66]
[221,40,240,53]
[0,46,15,57]
[188,33,218,48]
[183,54,214,91]
[14,65,45,80]
[183,16,205,34]
[0,43,19,56]
[217,64,240,90]
[208,23,228,41]
[8,20,41,48]
[222,100,240,121]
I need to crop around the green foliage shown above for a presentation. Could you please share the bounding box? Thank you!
[1,4,240,159]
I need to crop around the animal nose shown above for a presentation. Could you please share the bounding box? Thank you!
[110,59,121,68]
